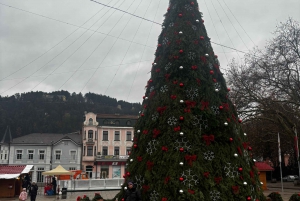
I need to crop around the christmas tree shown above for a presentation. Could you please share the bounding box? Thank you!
[116,0,266,200]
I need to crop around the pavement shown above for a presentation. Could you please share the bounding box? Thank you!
[0,181,299,201]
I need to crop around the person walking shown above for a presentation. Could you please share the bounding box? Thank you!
[123,181,142,201]
[51,177,57,195]
[30,182,38,201]
[19,188,28,201]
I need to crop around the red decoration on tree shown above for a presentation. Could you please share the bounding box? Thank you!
[162,146,168,152]
[222,103,229,111]
[227,87,231,91]
[143,96,145,99]
[250,170,254,178]
[191,65,197,70]
[247,196,251,201]
[196,78,201,85]
[126,172,130,176]
[133,144,138,148]
[170,95,177,100]
[157,106,167,114]
[209,70,214,75]
[123,174,126,178]
[190,2,194,5]
[178,13,183,17]
[215,55,218,58]
[232,186,239,194]
[214,177,222,184]
[185,154,197,166]
[179,82,184,87]
[155,68,161,73]
[203,134,215,145]
[179,147,184,152]
[164,176,170,184]
[248,146,252,151]
[185,100,196,108]
[153,129,161,138]
[237,147,242,155]
[121,198,124,201]
[143,130,148,135]
[202,19,204,23]
[203,172,210,178]
[179,116,184,121]
[146,161,154,170]
[242,142,249,149]
[162,198,168,201]
[158,44,162,47]
[229,138,233,142]
[219,106,223,110]
[238,119,242,123]
[140,113,144,117]
[137,156,142,162]
[238,167,243,172]
[165,74,170,81]
[174,126,181,131]
[150,91,156,99]
[142,185,150,193]
[179,49,183,53]
[213,78,217,83]
[188,189,195,194]
[173,55,179,60]
[200,56,207,63]
[179,177,184,182]
[200,36,204,40]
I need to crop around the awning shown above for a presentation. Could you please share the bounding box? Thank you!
[0,165,34,179]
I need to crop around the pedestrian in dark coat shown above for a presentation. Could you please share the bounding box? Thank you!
[52,177,57,195]
[30,182,38,201]
[124,181,142,201]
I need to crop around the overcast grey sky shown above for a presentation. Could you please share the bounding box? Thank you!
[0,0,299,103]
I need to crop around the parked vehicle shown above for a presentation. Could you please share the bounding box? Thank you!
[282,175,298,182]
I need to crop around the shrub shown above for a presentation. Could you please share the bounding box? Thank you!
[267,192,283,201]
[289,193,300,201]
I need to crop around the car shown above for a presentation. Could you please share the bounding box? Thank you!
[282,175,298,182]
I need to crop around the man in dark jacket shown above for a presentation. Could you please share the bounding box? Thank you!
[30,182,38,201]
[124,181,142,201]
[52,177,57,195]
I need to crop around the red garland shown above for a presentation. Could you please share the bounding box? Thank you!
[174,126,181,132]
[188,189,195,194]
[214,177,222,184]
[146,161,154,170]
[202,134,215,145]
[185,154,197,166]
[152,129,161,138]
[164,176,170,184]
[203,172,210,178]
[157,106,167,114]
[137,156,142,162]
[200,101,209,110]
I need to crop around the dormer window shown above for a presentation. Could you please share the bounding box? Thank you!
[88,118,93,125]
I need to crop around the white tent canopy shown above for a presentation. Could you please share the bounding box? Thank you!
[0,165,33,179]
[42,165,74,176]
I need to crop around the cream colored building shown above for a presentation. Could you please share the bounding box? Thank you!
[82,112,138,179]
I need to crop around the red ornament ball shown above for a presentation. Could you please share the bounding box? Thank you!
[200,36,204,40]
[191,2,194,5]
[123,174,126,178]
[158,44,162,47]
[238,167,243,172]
[227,88,231,92]
[149,79,153,83]
[126,172,130,176]
[219,106,223,110]
[210,70,214,75]
[229,138,233,142]
[248,147,252,151]
[179,83,184,87]
[179,116,184,121]
[167,7,170,11]
[202,19,204,23]
[133,144,138,148]
[246,196,251,201]
[179,177,184,182]
[178,13,183,17]
[140,113,144,117]
[215,55,218,58]
[179,147,184,152]
[238,119,242,123]
[122,199,125,201]
[143,96,145,99]
[179,49,183,53]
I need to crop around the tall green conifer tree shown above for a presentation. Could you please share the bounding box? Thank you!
[116,0,266,200]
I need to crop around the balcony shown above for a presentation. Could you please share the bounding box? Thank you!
[94,155,129,161]
[85,138,95,145]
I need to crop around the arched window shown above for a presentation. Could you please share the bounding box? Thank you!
[126,120,131,126]
[103,119,109,125]
[88,118,93,125]
[114,120,120,125]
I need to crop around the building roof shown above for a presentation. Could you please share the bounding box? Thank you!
[255,162,274,171]
[96,114,138,119]
[0,165,33,179]
[11,132,82,145]
[0,126,12,144]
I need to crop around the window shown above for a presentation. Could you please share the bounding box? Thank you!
[83,146,86,156]
[115,120,120,125]
[89,118,93,125]
[126,120,131,126]
[88,130,93,139]
[103,131,108,141]
[69,167,76,170]
[102,146,108,155]
[87,146,93,156]
[70,151,76,160]
[55,150,61,160]
[39,150,45,160]
[126,131,132,141]
[28,150,34,160]
[126,147,131,155]
[37,167,44,182]
[16,150,22,160]
[114,131,120,141]
[114,147,119,155]
[4,154,7,160]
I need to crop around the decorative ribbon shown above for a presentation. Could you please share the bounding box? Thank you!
[146,161,154,170]
[237,147,242,155]
[170,95,177,100]
[185,155,197,166]
[191,65,198,70]
[185,100,196,108]
[214,177,222,184]
[222,103,229,111]
[203,135,215,145]
[152,129,161,138]
[157,106,167,114]
[242,142,249,150]
[188,189,195,194]
[201,101,209,110]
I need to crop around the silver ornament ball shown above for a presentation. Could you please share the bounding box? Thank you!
[179,162,184,166]
[215,89,219,92]
[224,122,228,126]
[234,153,238,157]
[179,66,183,69]
[130,159,133,162]
[243,182,247,186]
[179,190,184,194]
[179,31,183,34]
[137,130,140,133]
[180,100,184,103]
[205,53,209,57]
[179,132,184,136]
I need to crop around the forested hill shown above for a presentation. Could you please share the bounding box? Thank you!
[0,91,141,138]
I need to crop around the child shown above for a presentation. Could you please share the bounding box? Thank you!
[19,188,28,200]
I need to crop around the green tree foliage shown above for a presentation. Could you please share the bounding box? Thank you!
[115,0,266,200]
[0,91,140,137]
